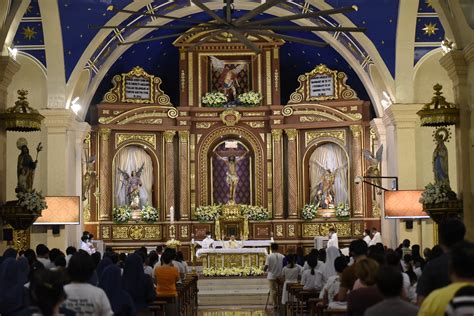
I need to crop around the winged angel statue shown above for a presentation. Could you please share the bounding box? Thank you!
[210,56,246,101]
[311,160,347,209]
[117,163,145,209]
[82,155,97,201]
[363,145,383,194]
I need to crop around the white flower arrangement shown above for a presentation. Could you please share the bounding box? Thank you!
[201,91,228,107]
[241,205,269,221]
[113,205,132,223]
[194,204,222,222]
[237,91,263,106]
[202,266,264,277]
[420,183,453,205]
[335,202,351,219]
[16,190,47,213]
[140,204,159,223]
[301,203,318,220]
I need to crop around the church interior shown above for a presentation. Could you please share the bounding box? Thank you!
[1,0,474,314]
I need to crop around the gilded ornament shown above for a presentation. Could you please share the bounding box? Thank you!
[274,69,279,91]
[285,129,298,141]
[350,125,362,137]
[245,121,265,128]
[334,223,352,237]
[243,112,265,117]
[281,106,294,117]
[288,224,296,237]
[167,108,179,119]
[417,84,459,127]
[345,113,363,120]
[164,130,176,143]
[275,224,284,237]
[372,204,381,218]
[0,90,44,132]
[102,226,111,239]
[294,109,343,122]
[83,204,91,222]
[353,222,363,236]
[196,112,218,117]
[273,120,281,124]
[136,118,163,125]
[116,133,156,149]
[305,130,346,146]
[129,225,144,240]
[181,225,189,238]
[271,129,282,142]
[220,109,241,126]
[144,226,161,239]
[300,116,328,123]
[196,122,214,129]
[13,229,29,251]
[98,127,111,141]
[180,70,186,92]
[303,223,320,237]
[112,226,128,239]
[178,131,190,143]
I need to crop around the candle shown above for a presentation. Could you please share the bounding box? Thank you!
[170,206,174,223]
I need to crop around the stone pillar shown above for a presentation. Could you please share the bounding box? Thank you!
[178,131,190,220]
[272,129,283,219]
[440,44,474,240]
[0,57,20,203]
[98,127,111,221]
[164,131,176,221]
[285,129,298,218]
[350,125,364,218]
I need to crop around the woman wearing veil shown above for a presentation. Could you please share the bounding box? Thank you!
[321,247,340,284]
[100,265,135,316]
[122,253,155,314]
[0,258,29,315]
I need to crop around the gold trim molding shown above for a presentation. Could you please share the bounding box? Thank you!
[116,133,156,149]
[220,109,241,126]
[305,130,346,147]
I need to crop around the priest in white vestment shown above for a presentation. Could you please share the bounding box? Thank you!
[225,235,241,249]
[201,231,215,249]
[369,227,382,246]
[327,228,339,249]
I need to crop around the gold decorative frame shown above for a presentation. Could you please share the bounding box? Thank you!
[220,109,241,126]
[115,133,156,150]
[102,66,172,105]
[289,64,358,103]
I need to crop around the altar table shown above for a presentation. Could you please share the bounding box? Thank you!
[196,248,268,269]
[195,239,272,248]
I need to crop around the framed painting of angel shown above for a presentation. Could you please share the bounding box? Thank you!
[208,56,252,102]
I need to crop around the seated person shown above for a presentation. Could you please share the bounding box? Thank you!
[201,231,215,249]
[225,235,241,249]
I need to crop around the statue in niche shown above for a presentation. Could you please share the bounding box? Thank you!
[118,163,145,209]
[363,145,383,194]
[16,138,42,193]
[82,155,97,201]
[210,56,246,102]
[313,165,346,209]
[214,151,248,204]
[433,128,450,187]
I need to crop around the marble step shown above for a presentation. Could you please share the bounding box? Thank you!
[198,277,269,306]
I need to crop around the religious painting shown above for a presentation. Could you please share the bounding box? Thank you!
[209,56,251,102]
[309,142,349,215]
[211,140,252,205]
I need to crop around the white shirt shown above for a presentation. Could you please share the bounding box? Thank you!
[282,265,301,282]
[144,265,154,278]
[63,283,113,316]
[301,269,323,290]
[265,252,285,280]
[37,257,54,269]
[80,241,92,254]
[319,275,340,303]
[369,232,382,246]
[327,233,339,249]
[363,235,371,245]
[201,236,215,249]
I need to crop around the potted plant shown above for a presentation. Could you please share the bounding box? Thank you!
[201,91,228,107]
[237,91,263,106]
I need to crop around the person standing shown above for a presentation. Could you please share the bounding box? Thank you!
[327,228,339,249]
[201,231,215,249]
[264,243,285,310]
[369,227,382,246]
[363,229,372,245]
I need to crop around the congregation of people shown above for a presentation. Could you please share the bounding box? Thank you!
[266,219,474,316]
[0,232,192,316]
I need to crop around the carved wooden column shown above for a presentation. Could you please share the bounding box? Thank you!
[98,127,112,221]
[179,131,190,220]
[164,131,176,220]
[285,129,298,218]
[272,130,283,219]
[350,125,364,217]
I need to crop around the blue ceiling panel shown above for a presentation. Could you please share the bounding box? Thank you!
[415,16,444,42]
[24,0,41,17]
[13,21,44,46]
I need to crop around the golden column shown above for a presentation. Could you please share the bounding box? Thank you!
[98,127,112,220]
[179,131,190,220]
[164,131,176,221]
[350,125,364,217]
[272,129,284,219]
[285,129,298,218]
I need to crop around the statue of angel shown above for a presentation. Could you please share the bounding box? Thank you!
[363,145,383,193]
[210,56,246,101]
[82,155,97,201]
[311,160,347,209]
[117,163,145,209]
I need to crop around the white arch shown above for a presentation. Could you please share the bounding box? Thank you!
[1,0,30,55]
[71,1,395,119]
[433,0,474,49]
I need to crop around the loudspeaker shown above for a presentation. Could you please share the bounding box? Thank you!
[405,220,414,230]
[2,229,13,241]
[52,225,60,235]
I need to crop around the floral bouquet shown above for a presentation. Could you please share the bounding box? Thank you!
[17,190,47,213]
[202,266,264,277]
[335,202,350,220]
[241,205,269,221]
[301,203,318,220]
[140,204,159,223]
[194,204,222,222]
[201,91,227,107]
[237,91,263,106]
[419,183,457,205]
[113,205,132,223]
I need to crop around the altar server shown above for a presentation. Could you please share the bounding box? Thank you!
[327,228,339,249]
[369,227,382,246]
[201,231,215,249]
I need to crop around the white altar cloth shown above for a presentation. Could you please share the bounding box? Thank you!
[195,239,272,248]
[196,247,268,258]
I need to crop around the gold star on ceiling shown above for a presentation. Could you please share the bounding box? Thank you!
[425,0,434,8]
[422,22,438,36]
[22,26,37,40]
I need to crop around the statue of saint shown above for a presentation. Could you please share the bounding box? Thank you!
[317,169,336,208]
[242,216,249,241]
[433,129,450,186]
[210,56,246,101]
[82,155,97,201]
[118,163,145,209]
[214,151,248,203]
[16,138,42,193]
